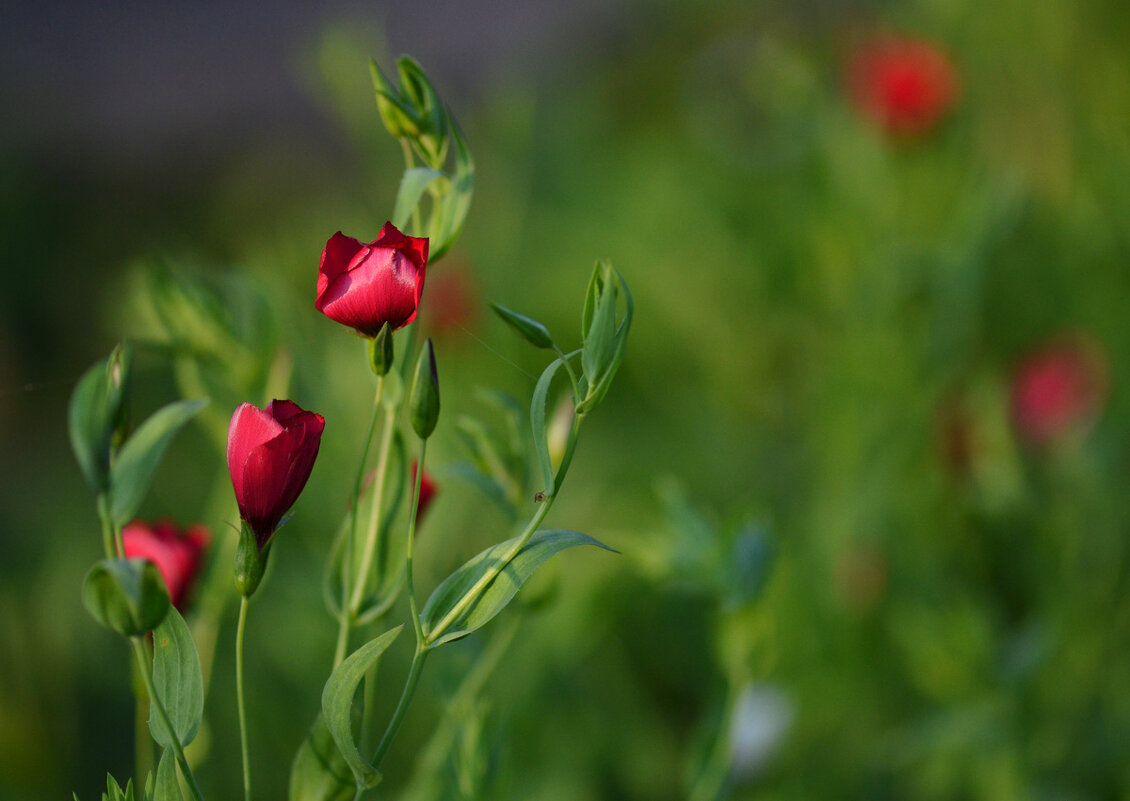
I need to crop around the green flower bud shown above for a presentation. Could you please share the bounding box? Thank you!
[234,520,268,598]
[370,59,422,139]
[82,558,171,637]
[577,261,633,416]
[490,302,555,350]
[368,322,395,376]
[410,339,440,439]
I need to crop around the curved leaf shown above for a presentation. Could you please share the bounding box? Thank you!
[531,359,564,497]
[111,398,208,526]
[149,607,204,749]
[321,625,403,789]
[421,529,615,647]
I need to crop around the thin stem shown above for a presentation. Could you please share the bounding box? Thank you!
[399,139,423,236]
[97,493,123,559]
[133,655,153,784]
[333,377,385,668]
[349,402,396,614]
[688,683,738,801]
[235,597,251,801]
[371,646,429,771]
[425,497,554,648]
[405,438,427,645]
[552,347,581,406]
[130,638,206,801]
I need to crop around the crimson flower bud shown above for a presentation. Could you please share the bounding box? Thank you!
[847,35,958,137]
[227,399,325,549]
[410,461,438,525]
[122,520,211,610]
[315,222,429,338]
[1011,336,1108,445]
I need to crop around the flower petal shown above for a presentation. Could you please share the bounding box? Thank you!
[316,232,366,310]
[227,403,283,493]
[315,248,422,336]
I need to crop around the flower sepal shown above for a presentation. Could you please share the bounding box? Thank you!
[235,519,270,598]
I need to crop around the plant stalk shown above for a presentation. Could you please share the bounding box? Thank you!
[235,596,251,801]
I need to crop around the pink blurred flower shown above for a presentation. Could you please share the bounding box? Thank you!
[123,520,210,610]
[410,461,437,525]
[1011,335,1108,445]
[847,34,959,136]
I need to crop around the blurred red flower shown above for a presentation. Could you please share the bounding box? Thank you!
[421,262,479,340]
[316,222,429,337]
[1011,335,1108,445]
[410,461,437,524]
[123,520,210,610]
[847,35,959,136]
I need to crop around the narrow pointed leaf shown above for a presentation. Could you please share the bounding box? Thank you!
[289,713,356,801]
[421,529,616,647]
[531,359,565,497]
[69,361,113,491]
[110,399,208,526]
[490,303,555,349]
[321,626,403,789]
[148,607,204,748]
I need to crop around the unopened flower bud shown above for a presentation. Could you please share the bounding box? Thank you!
[410,339,440,439]
[82,558,171,637]
[369,322,395,376]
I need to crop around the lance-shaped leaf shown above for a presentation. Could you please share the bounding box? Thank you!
[321,626,404,790]
[490,303,555,350]
[110,398,208,526]
[289,713,356,801]
[421,529,616,647]
[148,607,204,749]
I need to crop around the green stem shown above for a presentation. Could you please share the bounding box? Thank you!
[424,497,554,648]
[130,638,206,801]
[97,493,123,559]
[133,653,153,785]
[688,683,738,801]
[371,646,429,771]
[349,402,397,614]
[406,439,427,644]
[236,597,251,801]
[333,377,385,668]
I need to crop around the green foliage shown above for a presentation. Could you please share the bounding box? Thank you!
[490,302,556,350]
[110,399,208,527]
[82,558,170,637]
[420,529,616,647]
[148,607,204,749]
[320,626,404,789]
[289,714,356,801]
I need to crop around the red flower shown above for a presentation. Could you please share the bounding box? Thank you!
[847,35,958,136]
[410,461,437,524]
[315,222,429,337]
[227,399,325,548]
[421,262,479,340]
[1011,336,1108,445]
[123,520,210,610]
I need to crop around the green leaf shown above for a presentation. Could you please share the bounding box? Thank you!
[289,713,356,801]
[83,558,170,637]
[421,529,616,647]
[149,607,204,749]
[581,263,618,387]
[152,750,181,801]
[530,359,565,497]
[110,398,208,526]
[489,303,555,349]
[392,167,446,231]
[69,361,113,491]
[321,626,403,789]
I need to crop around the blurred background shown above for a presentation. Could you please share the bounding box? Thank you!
[4,0,1130,799]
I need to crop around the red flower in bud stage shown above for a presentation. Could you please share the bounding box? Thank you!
[410,461,437,524]
[227,399,325,548]
[123,520,210,610]
[315,222,429,337]
[847,35,958,136]
[1011,336,1108,445]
